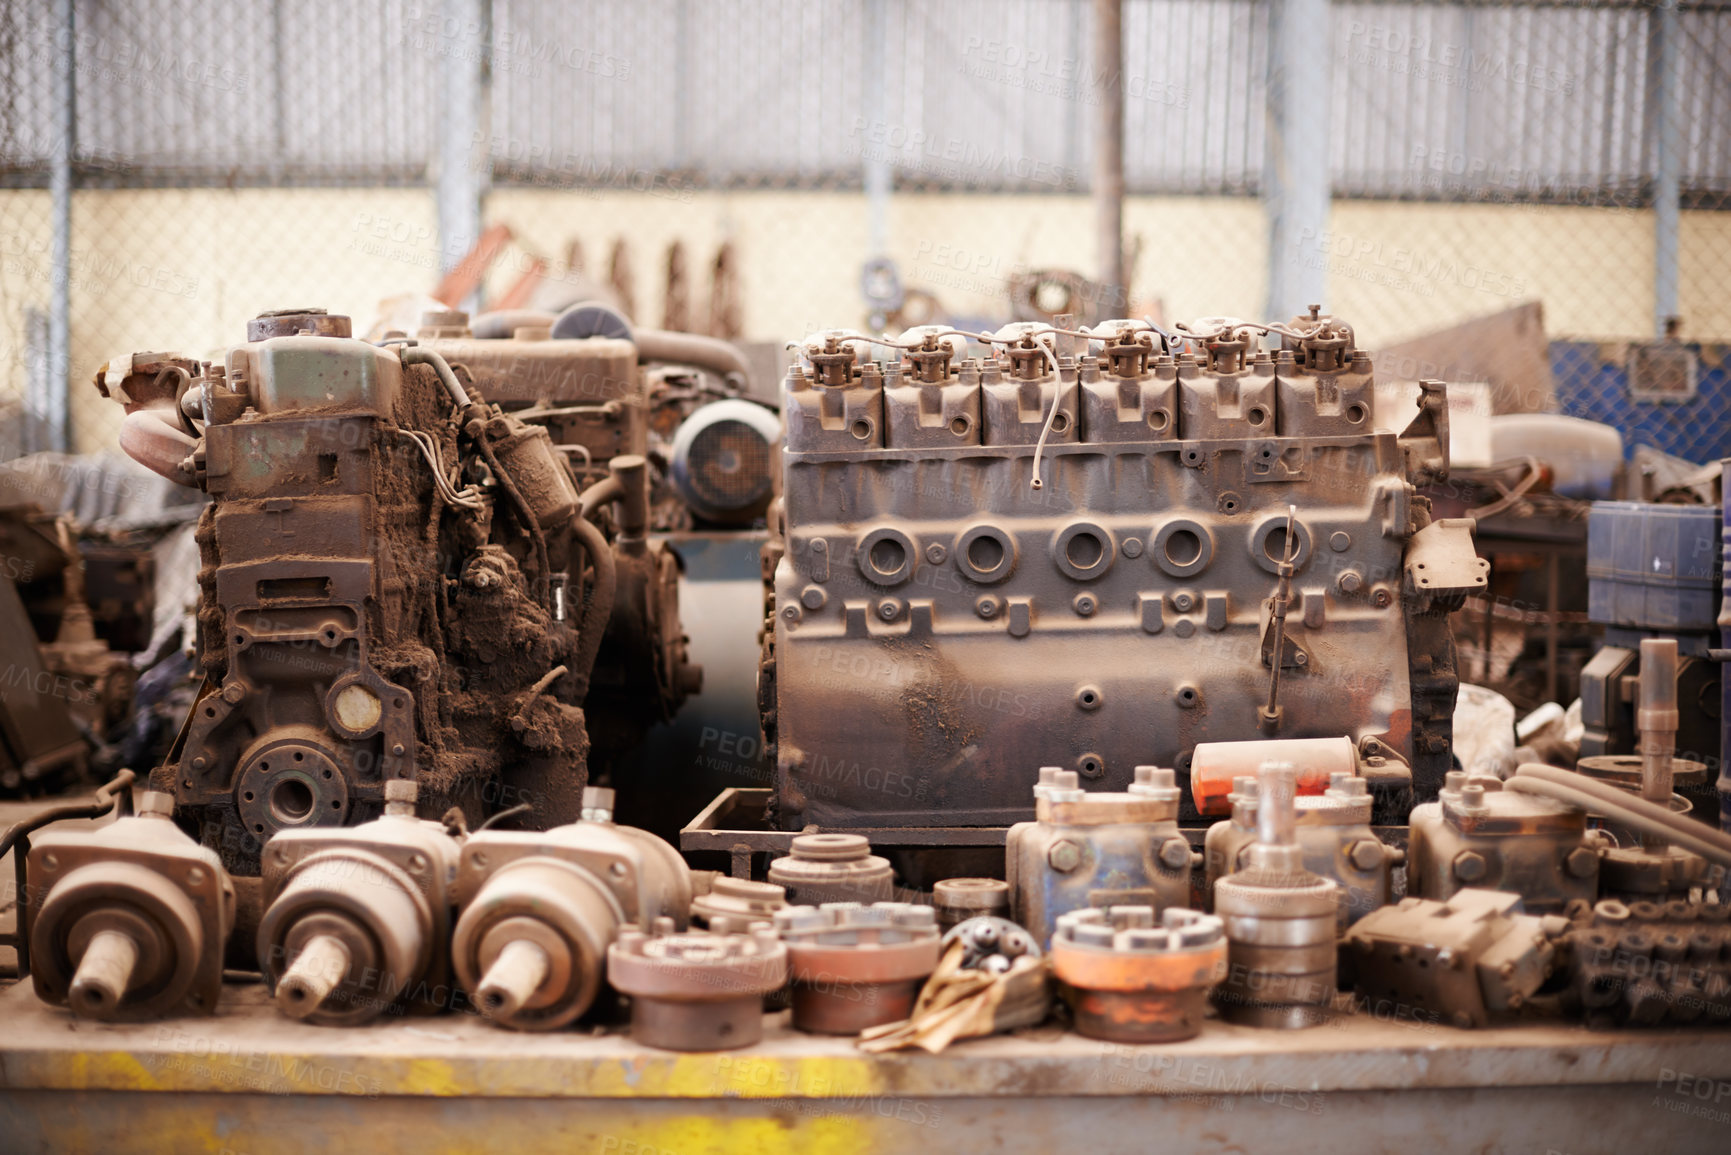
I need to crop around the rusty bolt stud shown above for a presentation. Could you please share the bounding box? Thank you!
[1048,839,1084,873]
[1453,851,1488,884]
[1565,846,1600,879]
[1158,837,1193,871]
[1348,839,1384,872]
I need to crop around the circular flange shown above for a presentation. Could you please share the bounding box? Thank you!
[954,524,1017,584]
[1250,515,1313,574]
[1152,519,1215,579]
[1053,521,1115,581]
[857,527,917,587]
[235,737,349,841]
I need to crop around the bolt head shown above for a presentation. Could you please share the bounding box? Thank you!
[877,599,901,621]
[1348,839,1384,871]
[1453,850,1488,883]
[1565,846,1600,879]
[1158,838,1192,871]
[924,543,947,564]
[1047,839,1083,873]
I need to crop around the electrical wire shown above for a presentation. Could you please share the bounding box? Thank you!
[395,428,485,510]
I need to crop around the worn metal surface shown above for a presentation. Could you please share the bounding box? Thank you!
[608,918,787,1052]
[1408,771,1599,914]
[1007,766,1195,947]
[776,903,940,1035]
[93,310,699,882]
[1,982,1729,1153]
[764,318,1478,841]
[1050,906,1227,1043]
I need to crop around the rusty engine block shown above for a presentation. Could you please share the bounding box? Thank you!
[96,307,699,873]
[760,313,1484,839]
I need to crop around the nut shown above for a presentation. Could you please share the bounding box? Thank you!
[1565,846,1600,880]
[1048,839,1083,873]
[1348,839,1384,872]
[1453,851,1488,884]
[1158,837,1193,871]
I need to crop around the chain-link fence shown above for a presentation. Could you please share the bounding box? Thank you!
[0,0,1727,461]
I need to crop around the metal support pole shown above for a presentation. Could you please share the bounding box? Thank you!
[1263,0,1331,321]
[1650,1,1681,336]
[1092,0,1125,315]
[46,0,75,454]
[863,0,890,261]
[437,0,491,291]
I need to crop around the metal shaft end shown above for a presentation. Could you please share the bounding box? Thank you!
[277,934,353,1019]
[477,939,551,1020]
[69,929,139,1017]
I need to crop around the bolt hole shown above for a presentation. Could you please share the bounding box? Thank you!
[1347,404,1367,423]
[1065,532,1103,569]
[323,769,334,779]
[850,419,872,440]
[1148,409,1169,431]
[1051,413,1070,434]
[869,537,907,577]
[293,751,304,762]
[949,416,970,436]
[1163,529,1202,568]
[1248,407,1267,426]
[243,791,255,802]
[968,535,1005,572]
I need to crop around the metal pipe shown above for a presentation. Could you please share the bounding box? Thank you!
[69,929,138,1016]
[863,0,890,261]
[1638,637,1680,808]
[276,934,352,1019]
[1650,0,1681,335]
[633,329,751,389]
[1257,761,1297,848]
[1508,776,1731,871]
[400,346,473,410]
[568,514,618,697]
[578,474,625,520]
[1092,0,1125,313]
[478,939,551,1020]
[47,0,74,454]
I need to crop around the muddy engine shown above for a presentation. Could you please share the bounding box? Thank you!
[761,314,1484,837]
[97,308,699,873]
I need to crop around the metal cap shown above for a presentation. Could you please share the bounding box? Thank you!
[138,791,175,818]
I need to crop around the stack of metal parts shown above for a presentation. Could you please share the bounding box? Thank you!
[766,833,894,905]
[1562,897,1731,1028]
[1211,763,1340,1028]
[1050,905,1227,1042]
[932,877,1011,933]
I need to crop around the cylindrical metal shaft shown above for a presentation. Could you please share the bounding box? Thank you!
[1638,638,1680,807]
[69,929,139,1016]
[276,934,353,1019]
[477,939,552,1020]
[1257,761,1297,848]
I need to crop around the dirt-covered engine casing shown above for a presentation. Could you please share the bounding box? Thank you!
[761,316,1479,833]
[96,309,698,876]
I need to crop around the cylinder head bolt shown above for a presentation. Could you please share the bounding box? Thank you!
[1051,906,1228,1043]
[766,833,895,906]
[606,917,788,1051]
[774,902,942,1035]
[27,791,236,1022]
[1211,762,1340,1028]
[257,780,462,1025]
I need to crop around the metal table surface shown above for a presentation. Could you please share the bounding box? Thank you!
[1,979,1729,1153]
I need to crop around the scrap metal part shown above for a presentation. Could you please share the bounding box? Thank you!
[932,877,1011,933]
[451,788,693,1031]
[1050,905,1227,1043]
[1408,771,1598,913]
[94,308,699,878]
[256,780,461,1025]
[1342,889,1568,1030]
[1007,765,1196,947]
[690,875,787,929]
[607,917,788,1051]
[1563,897,1731,1028]
[1211,763,1339,1029]
[26,791,235,1021]
[763,314,1480,842]
[773,902,941,1035]
[765,833,894,906]
[1205,770,1401,928]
